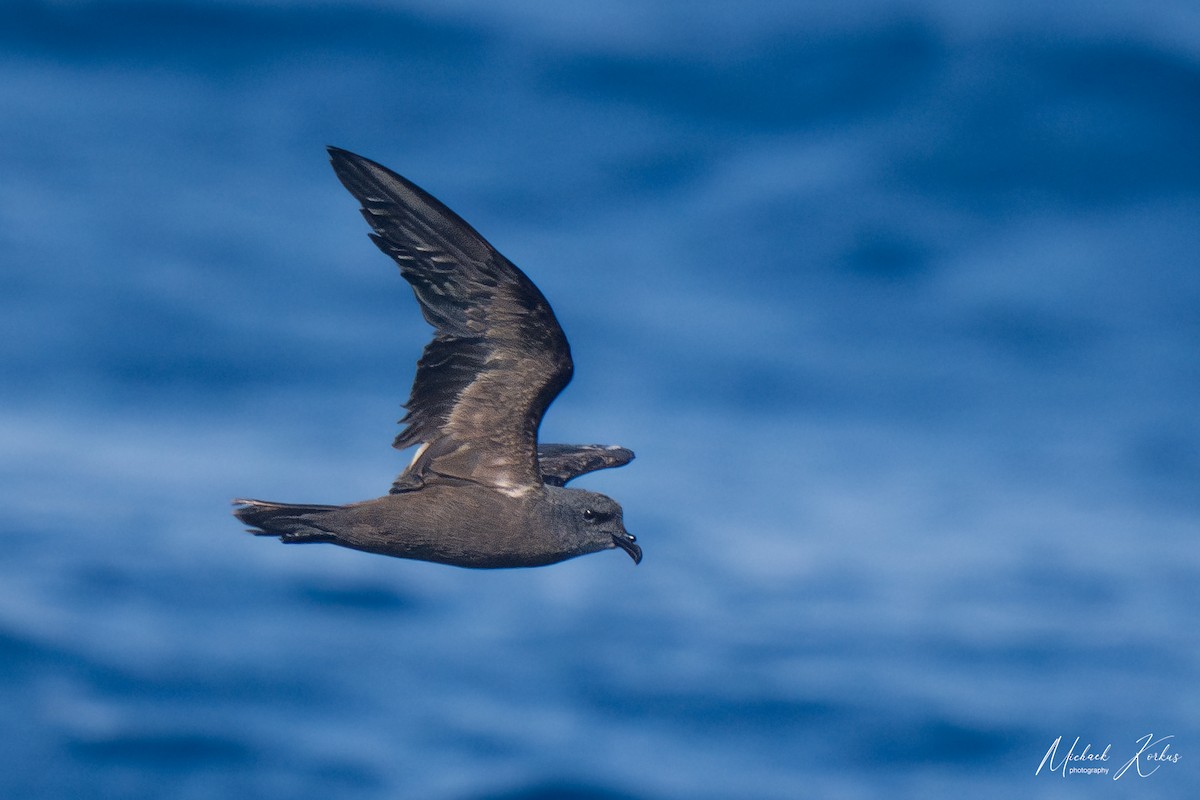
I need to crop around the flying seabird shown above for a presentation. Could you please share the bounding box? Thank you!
[233,147,639,568]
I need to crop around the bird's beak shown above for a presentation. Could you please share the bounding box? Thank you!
[612,530,642,564]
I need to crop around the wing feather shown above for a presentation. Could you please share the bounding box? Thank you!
[328,147,573,493]
[536,444,635,487]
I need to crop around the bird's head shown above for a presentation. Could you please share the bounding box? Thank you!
[548,487,641,565]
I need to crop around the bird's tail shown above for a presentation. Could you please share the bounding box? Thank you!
[232,499,342,544]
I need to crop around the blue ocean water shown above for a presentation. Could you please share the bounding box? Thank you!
[2,1,1198,797]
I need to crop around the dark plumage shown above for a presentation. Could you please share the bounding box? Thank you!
[233,147,639,568]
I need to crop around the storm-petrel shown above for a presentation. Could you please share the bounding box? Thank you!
[233,148,639,568]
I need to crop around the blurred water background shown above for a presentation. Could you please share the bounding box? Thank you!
[2,1,1198,798]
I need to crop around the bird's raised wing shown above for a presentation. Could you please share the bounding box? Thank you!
[328,147,572,496]
[535,444,635,487]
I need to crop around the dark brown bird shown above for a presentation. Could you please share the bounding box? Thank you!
[233,148,639,568]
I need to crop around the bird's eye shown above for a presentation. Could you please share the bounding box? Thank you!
[582,508,598,523]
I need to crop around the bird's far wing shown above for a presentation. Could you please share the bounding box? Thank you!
[535,444,635,487]
[391,443,634,493]
[328,147,572,496]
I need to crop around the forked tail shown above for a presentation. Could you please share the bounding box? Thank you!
[232,499,342,544]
